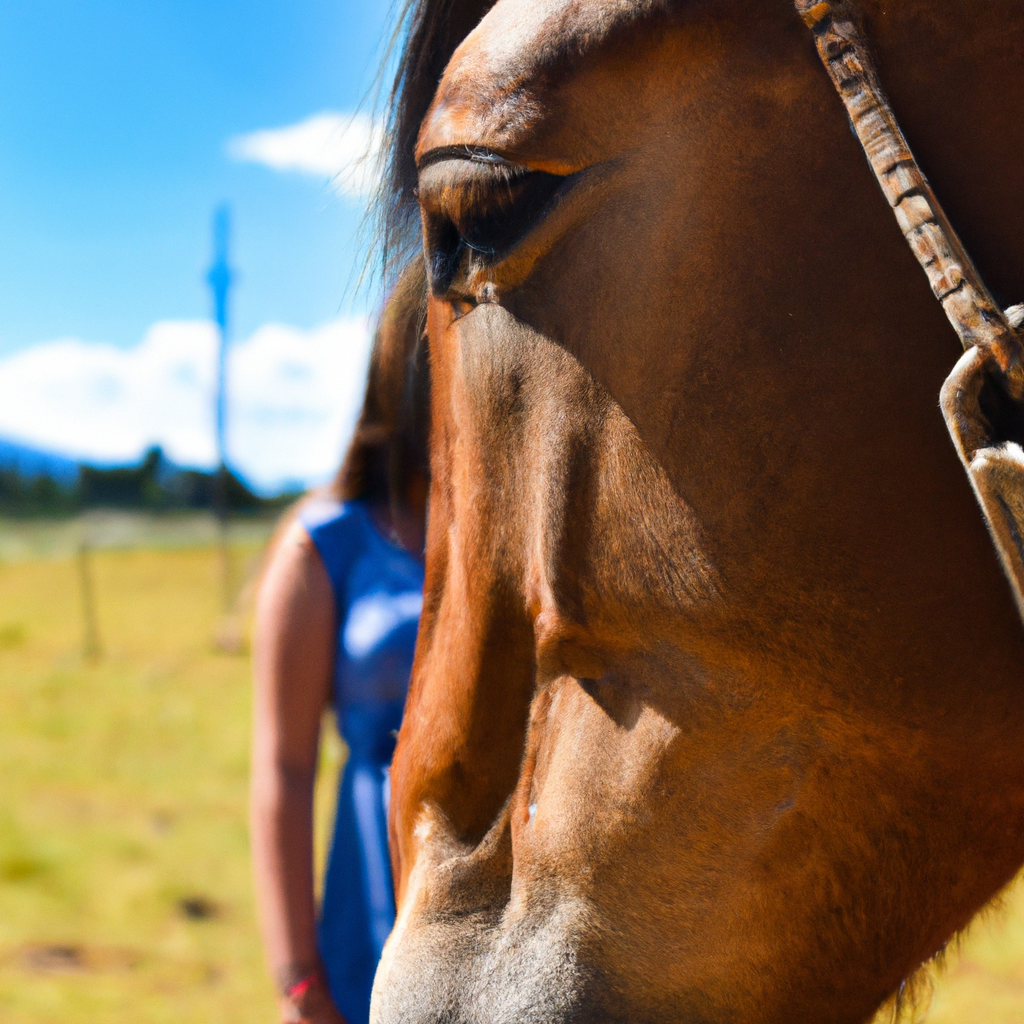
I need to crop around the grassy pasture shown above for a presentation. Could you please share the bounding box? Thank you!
[0,513,1023,1022]
[0,514,345,1024]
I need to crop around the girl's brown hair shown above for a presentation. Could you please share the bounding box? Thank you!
[332,256,429,510]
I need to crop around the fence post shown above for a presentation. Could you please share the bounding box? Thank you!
[77,540,101,660]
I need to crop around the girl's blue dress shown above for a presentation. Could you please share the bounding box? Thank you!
[299,497,423,1024]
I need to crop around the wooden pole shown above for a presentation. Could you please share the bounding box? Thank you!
[216,467,232,615]
[77,540,101,660]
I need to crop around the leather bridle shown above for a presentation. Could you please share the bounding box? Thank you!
[798,0,1024,622]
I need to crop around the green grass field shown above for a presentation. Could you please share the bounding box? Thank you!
[0,514,1023,1023]
[0,515,345,1024]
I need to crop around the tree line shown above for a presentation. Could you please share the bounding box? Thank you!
[0,447,300,516]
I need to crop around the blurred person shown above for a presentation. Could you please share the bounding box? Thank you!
[251,264,428,1024]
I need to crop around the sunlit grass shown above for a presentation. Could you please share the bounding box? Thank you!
[913,881,1024,1023]
[1,516,1024,1022]
[0,518,344,1024]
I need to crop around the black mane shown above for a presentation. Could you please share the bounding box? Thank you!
[376,0,496,281]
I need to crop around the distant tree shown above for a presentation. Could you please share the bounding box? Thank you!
[79,447,166,508]
[0,444,296,517]
[0,465,76,515]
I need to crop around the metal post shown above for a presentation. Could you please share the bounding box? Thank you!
[207,205,234,616]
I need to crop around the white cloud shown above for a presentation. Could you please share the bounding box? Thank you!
[227,319,373,490]
[0,318,374,493]
[227,112,384,199]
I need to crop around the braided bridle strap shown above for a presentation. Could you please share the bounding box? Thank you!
[797,0,1024,620]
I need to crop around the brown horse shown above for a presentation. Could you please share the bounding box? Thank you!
[370,1,1024,1020]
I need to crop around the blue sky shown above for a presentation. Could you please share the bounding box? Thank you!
[0,1,401,490]
[0,0,393,352]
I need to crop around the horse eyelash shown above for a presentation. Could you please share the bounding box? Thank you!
[421,168,566,294]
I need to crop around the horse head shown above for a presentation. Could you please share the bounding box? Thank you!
[373,1,1024,1020]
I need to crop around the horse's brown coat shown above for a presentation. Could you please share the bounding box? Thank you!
[372,2,1024,1021]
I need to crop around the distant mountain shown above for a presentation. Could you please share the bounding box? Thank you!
[0,436,80,485]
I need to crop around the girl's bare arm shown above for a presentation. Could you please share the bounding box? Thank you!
[251,519,347,1023]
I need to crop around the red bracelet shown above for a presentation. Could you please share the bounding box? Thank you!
[286,973,320,1001]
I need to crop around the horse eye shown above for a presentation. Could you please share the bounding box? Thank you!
[418,158,565,296]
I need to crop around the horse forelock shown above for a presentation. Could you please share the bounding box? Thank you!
[373,0,498,285]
